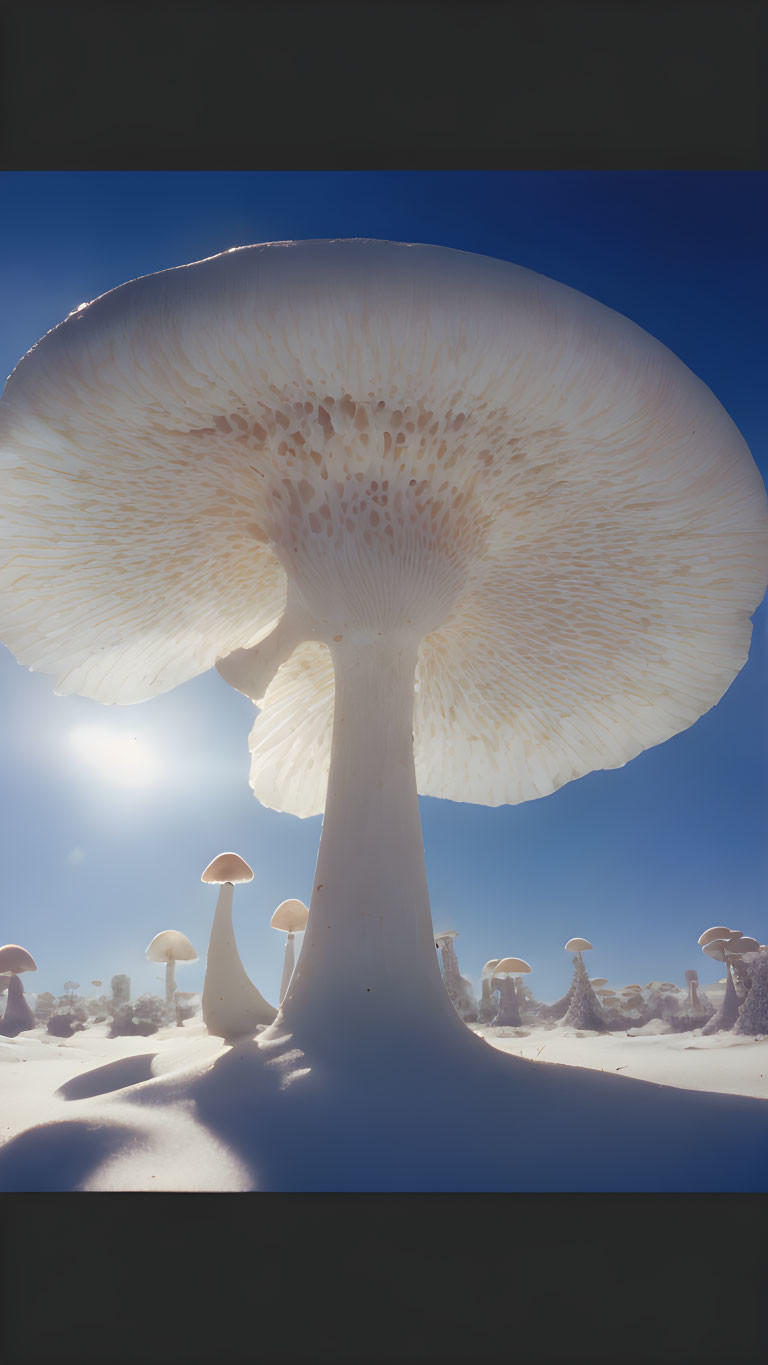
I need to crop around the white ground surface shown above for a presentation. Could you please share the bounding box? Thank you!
[474,1022,768,1099]
[1,1015,767,1191]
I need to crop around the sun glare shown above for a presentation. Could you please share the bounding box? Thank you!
[68,725,162,788]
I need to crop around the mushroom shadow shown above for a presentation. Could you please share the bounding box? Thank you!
[0,1120,138,1191]
[181,1033,768,1192]
[56,1053,158,1101]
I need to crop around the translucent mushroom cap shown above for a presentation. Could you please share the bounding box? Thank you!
[0,944,36,973]
[1,240,766,818]
[495,956,531,975]
[201,852,254,885]
[270,898,309,933]
[145,929,198,963]
[481,959,501,978]
[590,977,608,987]
[565,938,593,953]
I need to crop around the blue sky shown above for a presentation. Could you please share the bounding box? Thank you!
[0,172,765,1008]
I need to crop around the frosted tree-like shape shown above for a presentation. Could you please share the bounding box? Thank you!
[735,950,768,1035]
[435,932,477,1021]
[0,240,766,1057]
[561,954,607,1032]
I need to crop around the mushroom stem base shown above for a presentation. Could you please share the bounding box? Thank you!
[266,634,472,1056]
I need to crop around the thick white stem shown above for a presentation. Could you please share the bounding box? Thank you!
[279,934,296,1005]
[202,883,277,1040]
[274,634,468,1051]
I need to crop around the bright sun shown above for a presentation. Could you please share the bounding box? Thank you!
[68,725,162,788]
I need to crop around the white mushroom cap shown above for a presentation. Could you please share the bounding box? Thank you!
[1,240,766,818]
[590,977,608,987]
[481,959,502,978]
[565,938,593,953]
[201,852,254,885]
[495,956,531,975]
[0,944,37,974]
[697,926,734,947]
[270,898,309,933]
[435,930,458,944]
[145,929,198,963]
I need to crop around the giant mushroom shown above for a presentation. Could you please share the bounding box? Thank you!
[0,239,766,1065]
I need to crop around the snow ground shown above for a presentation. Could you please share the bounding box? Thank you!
[1,1016,767,1192]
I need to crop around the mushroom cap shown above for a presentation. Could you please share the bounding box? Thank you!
[590,977,608,987]
[435,930,458,944]
[565,938,593,953]
[481,959,502,978]
[145,929,198,963]
[0,944,36,974]
[201,852,254,885]
[702,939,730,962]
[724,935,760,955]
[1,240,766,817]
[697,926,734,947]
[495,956,531,975]
[270,898,309,933]
[91,979,102,987]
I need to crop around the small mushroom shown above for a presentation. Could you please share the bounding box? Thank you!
[565,938,593,957]
[0,944,37,1036]
[146,929,199,1024]
[270,899,309,1004]
[201,852,277,1040]
[492,956,531,1027]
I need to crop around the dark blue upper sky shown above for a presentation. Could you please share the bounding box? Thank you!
[0,172,765,1006]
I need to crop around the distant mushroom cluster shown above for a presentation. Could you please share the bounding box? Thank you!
[0,851,312,1044]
